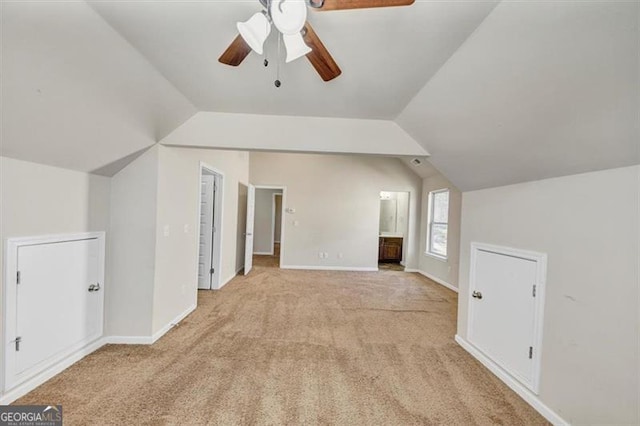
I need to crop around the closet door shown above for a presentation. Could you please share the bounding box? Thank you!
[468,244,546,393]
[244,184,255,275]
[6,237,104,390]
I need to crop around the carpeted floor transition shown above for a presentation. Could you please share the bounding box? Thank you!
[16,259,548,425]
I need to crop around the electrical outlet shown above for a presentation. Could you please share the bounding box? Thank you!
[184,224,190,234]
[163,225,170,237]
[319,252,324,259]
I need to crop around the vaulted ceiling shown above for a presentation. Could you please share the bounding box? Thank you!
[2,0,638,190]
[88,0,499,120]
[398,0,640,190]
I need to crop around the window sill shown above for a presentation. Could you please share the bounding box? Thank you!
[425,252,448,262]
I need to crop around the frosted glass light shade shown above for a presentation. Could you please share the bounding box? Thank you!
[283,32,312,63]
[237,13,271,55]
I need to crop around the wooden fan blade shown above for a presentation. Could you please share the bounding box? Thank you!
[218,35,252,67]
[312,0,414,11]
[303,23,341,82]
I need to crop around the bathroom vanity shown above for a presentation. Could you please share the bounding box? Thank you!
[378,235,403,263]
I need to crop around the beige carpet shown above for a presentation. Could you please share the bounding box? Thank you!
[16,262,547,425]
[253,244,280,268]
[378,262,405,271]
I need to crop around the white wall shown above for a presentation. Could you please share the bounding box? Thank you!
[250,152,422,270]
[106,145,250,338]
[253,189,282,255]
[457,165,639,425]
[152,146,249,334]
[161,112,428,157]
[1,1,195,176]
[108,147,159,337]
[0,156,111,398]
[419,174,462,288]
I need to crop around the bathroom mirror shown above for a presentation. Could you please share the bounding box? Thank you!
[379,191,409,236]
[379,199,398,233]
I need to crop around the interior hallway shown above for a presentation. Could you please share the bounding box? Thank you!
[252,242,280,268]
[16,263,546,425]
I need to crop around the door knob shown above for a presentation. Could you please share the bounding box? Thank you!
[88,283,101,292]
[472,291,483,299]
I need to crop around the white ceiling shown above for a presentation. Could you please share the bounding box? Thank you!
[1,1,196,174]
[398,0,640,190]
[2,0,637,189]
[399,157,442,180]
[88,0,499,120]
[161,112,428,156]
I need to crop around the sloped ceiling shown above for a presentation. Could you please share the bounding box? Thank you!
[399,157,443,180]
[160,112,428,157]
[397,0,640,191]
[2,1,637,189]
[87,0,499,119]
[0,1,196,175]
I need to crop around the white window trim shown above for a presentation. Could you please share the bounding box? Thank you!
[426,188,449,260]
[425,251,448,262]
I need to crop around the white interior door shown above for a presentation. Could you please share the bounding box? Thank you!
[198,174,215,289]
[468,247,540,391]
[244,184,255,275]
[8,238,103,389]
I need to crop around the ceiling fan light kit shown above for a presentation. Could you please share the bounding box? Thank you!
[236,12,271,55]
[219,0,415,84]
[283,33,312,63]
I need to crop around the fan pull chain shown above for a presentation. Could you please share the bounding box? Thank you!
[263,14,269,67]
[275,32,282,88]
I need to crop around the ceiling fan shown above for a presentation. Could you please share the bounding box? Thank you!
[218,0,415,83]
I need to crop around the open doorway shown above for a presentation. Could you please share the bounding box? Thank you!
[248,186,285,270]
[378,191,409,271]
[197,164,223,290]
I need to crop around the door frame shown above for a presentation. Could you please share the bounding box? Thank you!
[254,185,287,267]
[378,190,411,266]
[3,232,106,393]
[466,242,547,394]
[196,162,224,290]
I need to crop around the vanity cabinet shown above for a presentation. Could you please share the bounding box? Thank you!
[378,237,403,262]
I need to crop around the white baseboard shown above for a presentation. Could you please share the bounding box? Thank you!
[253,251,273,255]
[455,335,568,426]
[0,337,107,405]
[106,335,153,345]
[150,304,196,344]
[219,272,239,289]
[406,269,458,293]
[0,305,198,404]
[106,304,197,346]
[280,265,378,272]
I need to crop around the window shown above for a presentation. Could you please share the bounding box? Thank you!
[427,189,449,258]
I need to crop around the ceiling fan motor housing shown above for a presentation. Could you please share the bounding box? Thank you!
[270,0,308,35]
